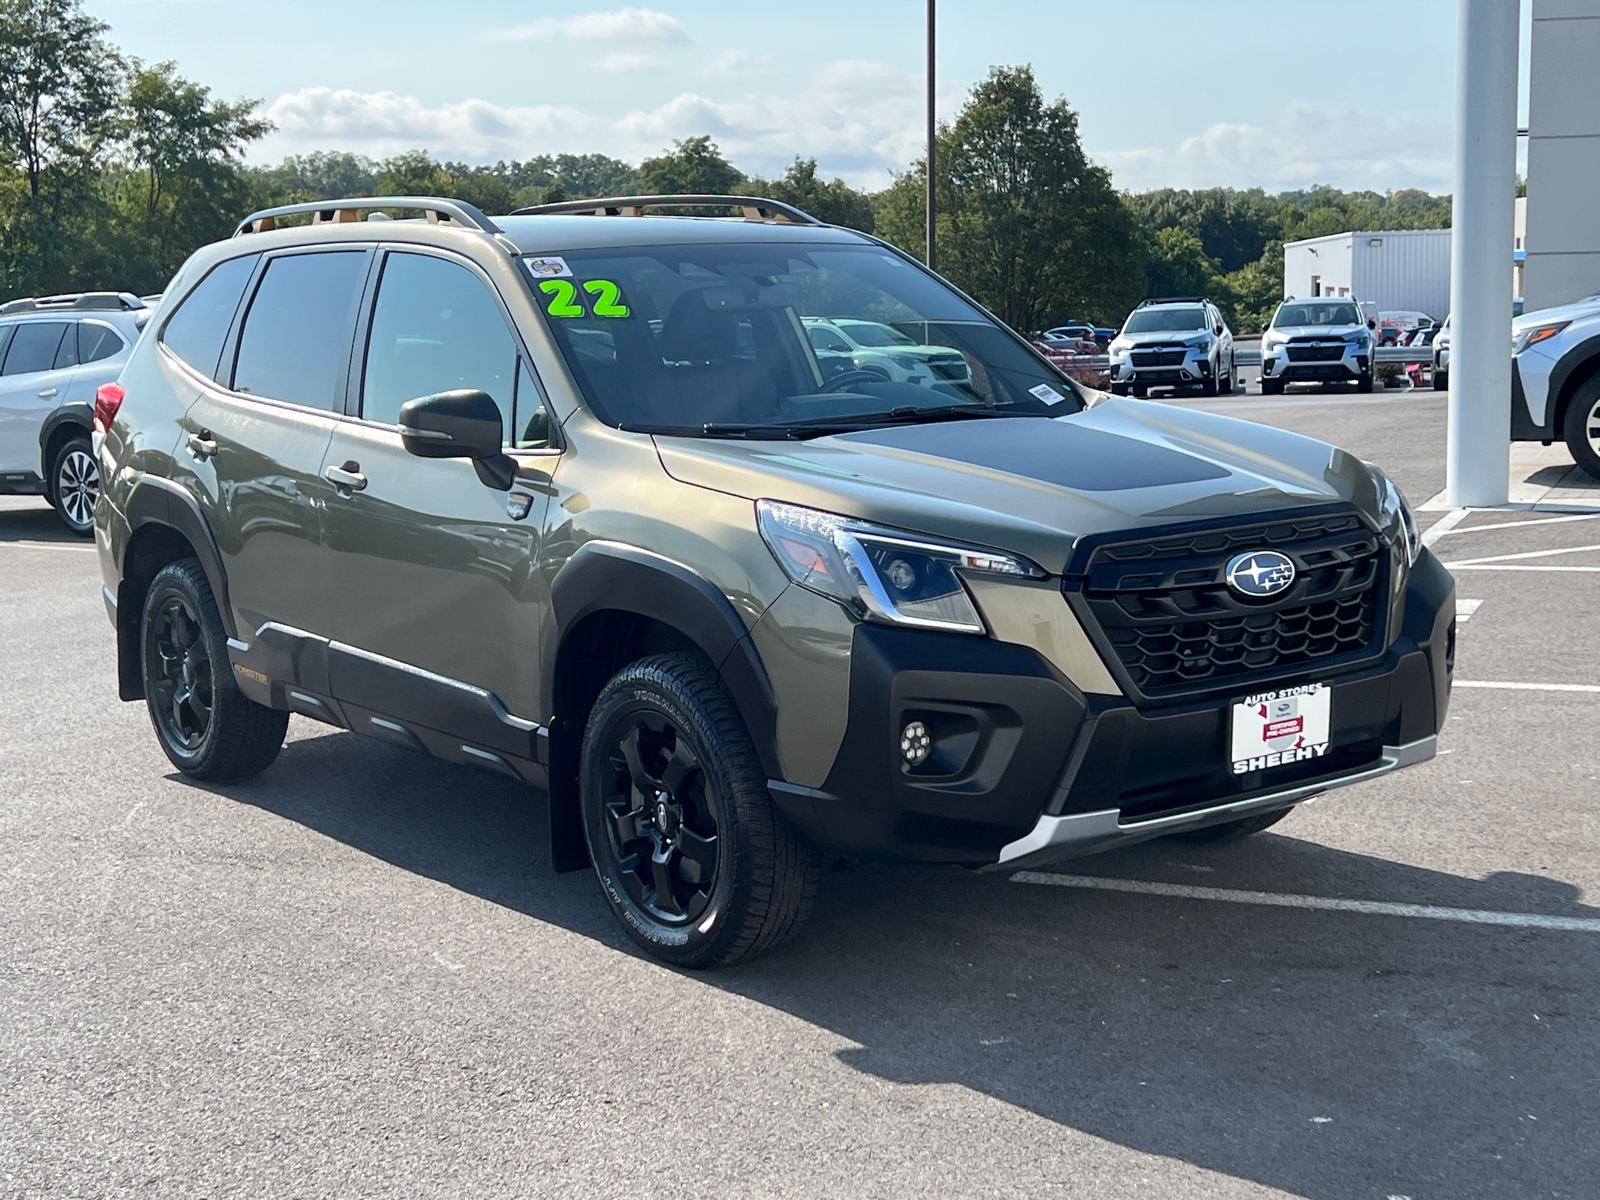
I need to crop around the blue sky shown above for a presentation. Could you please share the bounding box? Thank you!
[90,0,1527,193]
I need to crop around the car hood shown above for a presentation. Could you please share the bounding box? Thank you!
[1513,297,1600,334]
[655,398,1384,573]
[1269,325,1363,340]
[1117,329,1209,346]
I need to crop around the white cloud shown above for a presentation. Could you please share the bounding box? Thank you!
[706,48,774,77]
[1096,104,1453,194]
[503,7,686,43]
[256,60,929,188]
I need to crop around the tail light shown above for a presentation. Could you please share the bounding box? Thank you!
[94,382,125,435]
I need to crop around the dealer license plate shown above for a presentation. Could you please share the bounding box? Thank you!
[1230,683,1332,776]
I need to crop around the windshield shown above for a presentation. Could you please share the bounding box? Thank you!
[837,320,916,347]
[1122,307,1207,333]
[526,242,1079,436]
[1274,302,1361,328]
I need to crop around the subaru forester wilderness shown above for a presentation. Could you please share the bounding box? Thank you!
[95,195,1455,967]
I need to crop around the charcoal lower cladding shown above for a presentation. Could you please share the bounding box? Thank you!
[1068,509,1387,699]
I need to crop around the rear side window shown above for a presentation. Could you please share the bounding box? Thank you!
[78,322,125,364]
[361,252,516,434]
[1,322,69,376]
[233,251,369,411]
[161,254,260,377]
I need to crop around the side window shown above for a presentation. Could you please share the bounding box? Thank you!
[1,322,69,376]
[808,326,851,353]
[515,357,551,449]
[233,251,369,411]
[361,252,516,437]
[53,326,79,369]
[78,322,125,364]
[161,253,260,378]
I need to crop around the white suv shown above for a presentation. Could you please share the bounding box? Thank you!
[1259,298,1375,395]
[0,293,149,535]
[1511,294,1600,478]
[802,317,973,388]
[1107,298,1235,397]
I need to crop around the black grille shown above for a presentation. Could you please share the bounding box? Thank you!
[928,358,969,380]
[1068,511,1387,699]
[1286,341,1345,362]
[1132,347,1186,366]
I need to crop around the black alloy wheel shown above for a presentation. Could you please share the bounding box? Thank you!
[149,591,215,755]
[52,437,98,538]
[601,711,720,925]
[580,653,822,968]
[1563,375,1600,480]
[140,559,289,780]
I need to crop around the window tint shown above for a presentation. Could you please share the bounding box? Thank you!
[161,253,259,377]
[78,322,125,364]
[514,357,551,449]
[234,251,368,411]
[2,322,69,376]
[53,325,78,369]
[361,252,516,434]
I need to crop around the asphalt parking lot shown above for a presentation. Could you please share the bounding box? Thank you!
[3,389,1597,1200]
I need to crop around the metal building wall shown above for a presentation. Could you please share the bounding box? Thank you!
[1350,229,1453,319]
[1524,0,1600,310]
[1283,234,1354,301]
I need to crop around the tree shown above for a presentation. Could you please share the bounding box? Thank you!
[745,157,873,231]
[0,0,121,196]
[636,135,743,195]
[1144,226,1221,300]
[122,61,269,219]
[875,65,1143,331]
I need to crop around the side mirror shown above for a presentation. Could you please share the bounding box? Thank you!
[398,389,515,490]
[1367,318,1377,330]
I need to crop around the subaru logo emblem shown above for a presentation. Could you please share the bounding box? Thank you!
[1225,550,1296,598]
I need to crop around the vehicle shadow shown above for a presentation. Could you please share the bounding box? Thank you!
[194,725,1600,1200]
[0,498,80,543]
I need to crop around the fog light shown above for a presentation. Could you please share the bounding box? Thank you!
[900,721,931,766]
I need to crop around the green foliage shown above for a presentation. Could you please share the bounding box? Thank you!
[1144,226,1222,300]
[746,157,874,231]
[873,65,1143,331]
[636,135,744,195]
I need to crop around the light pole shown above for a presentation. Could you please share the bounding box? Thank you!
[926,0,936,272]
[1445,0,1518,507]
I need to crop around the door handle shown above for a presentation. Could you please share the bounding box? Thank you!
[37,387,57,399]
[186,432,218,461]
[324,462,367,493]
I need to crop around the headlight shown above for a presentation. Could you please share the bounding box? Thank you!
[1108,337,1131,356]
[891,355,920,369]
[1262,332,1286,353]
[1344,331,1370,347]
[1185,335,1212,349]
[756,500,1045,634]
[1369,466,1420,567]
[1511,321,1569,356]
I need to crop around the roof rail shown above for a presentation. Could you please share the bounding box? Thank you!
[0,291,149,315]
[1138,296,1210,308]
[509,194,823,225]
[233,196,502,238]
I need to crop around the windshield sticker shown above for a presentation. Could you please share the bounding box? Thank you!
[583,279,630,318]
[539,279,586,318]
[525,256,573,279]
[1029,383,1067,405]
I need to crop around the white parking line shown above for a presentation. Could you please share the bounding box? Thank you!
[0,540,96,552]
[1433,512,1600,538]
[1447,565,1600,572]
[1421,507,1468,547]
[1441,542,1600,567]
[1011,873,1600,932]
[1454,680,1600,693]
[1456,598,1484,622]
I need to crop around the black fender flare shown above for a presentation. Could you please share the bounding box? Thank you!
[121,474,238,640]
[545,539,780,778]
[37,404,92,476]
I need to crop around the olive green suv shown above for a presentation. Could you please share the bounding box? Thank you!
[94,195,1455,967]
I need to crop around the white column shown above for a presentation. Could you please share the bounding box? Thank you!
[1445,0,1520,507]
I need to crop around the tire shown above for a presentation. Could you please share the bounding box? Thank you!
[1432,368,1448,392]
[579,652,822,968]
[1356,371,1374,394]
[1200,372,1219,397]
[1131,384,1149,398]
[1260,376,1284,395]
[50,436,99,538]
[1563,374,1600,480]
[1110,382,1130,397]
[141,559,289,781]
[1216,355,1234,395]
[1172,806,1294,844]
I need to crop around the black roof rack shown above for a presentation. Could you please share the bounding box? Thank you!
[1137,296,1210,308]
[0,291,149,316]
[509,194,822,225]
[233,196,501,238]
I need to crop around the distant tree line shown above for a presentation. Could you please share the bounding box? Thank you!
[1,0,1452,337]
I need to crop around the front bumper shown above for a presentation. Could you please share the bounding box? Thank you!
[768,550,1454,867]
[1111,345,1214,386]
[1262,344,1369,383]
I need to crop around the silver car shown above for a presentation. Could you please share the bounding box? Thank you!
[1260,298,1375,395]
[1108,298,1235,397]
[1511,293,1600,478]
[0,293,149,535]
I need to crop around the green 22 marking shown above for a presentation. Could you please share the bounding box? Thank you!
[583,279,630,317]
[538,279,585,318]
